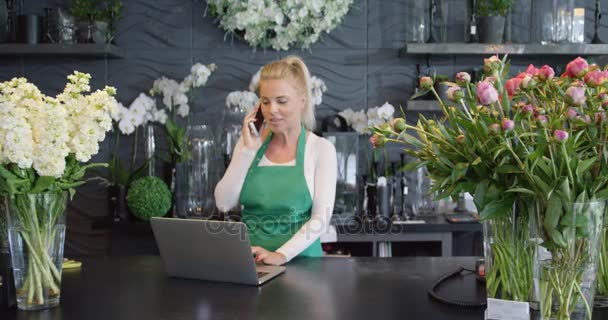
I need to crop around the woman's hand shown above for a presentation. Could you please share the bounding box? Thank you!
[251,246,287,266]
[242,104,263,150]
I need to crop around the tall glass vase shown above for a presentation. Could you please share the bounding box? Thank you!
[483,202,534,304]
[595,207,608,306]
[5,191,67,310]
[535,200,604,320]
[185,125,220,219]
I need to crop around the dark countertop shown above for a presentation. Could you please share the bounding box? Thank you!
[4,255,605,320]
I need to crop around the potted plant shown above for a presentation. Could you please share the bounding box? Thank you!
[70,0,98,43]
[95,0,123,44]
[475,0,513,43]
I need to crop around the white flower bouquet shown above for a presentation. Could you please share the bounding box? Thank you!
[0,72,117,309]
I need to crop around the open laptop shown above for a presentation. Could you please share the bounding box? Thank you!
[150,217,285,286]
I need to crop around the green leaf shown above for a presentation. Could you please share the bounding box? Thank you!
[473,180,489,210]
[410,89,430,101]
[496,165,523,174]
[402,160,427,172]
[576,157,596,178]
[532,175,552,195]
[480,195,514,221]
[558,177,572,204]
[543,193,562,234]
[595,188,608,200]
[550,229,567,248]
[398,132,425,149]
[535,157,554,179]
[30,176,55,193]
[505,188,536,196]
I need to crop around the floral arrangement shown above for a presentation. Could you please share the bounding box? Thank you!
[225,67,327,114]
[338,102,395,134]
[206,0,353,50]
[371,55,608,319]
[149,62,217,163]
[0,72,117,307]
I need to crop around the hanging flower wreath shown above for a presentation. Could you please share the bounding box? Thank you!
[206,0,353,51]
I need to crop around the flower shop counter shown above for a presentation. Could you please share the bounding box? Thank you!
[4,255,606,320]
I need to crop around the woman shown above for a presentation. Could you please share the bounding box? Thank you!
[215,56,337,266]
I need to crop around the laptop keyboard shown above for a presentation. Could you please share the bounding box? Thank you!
[257,271,270,278]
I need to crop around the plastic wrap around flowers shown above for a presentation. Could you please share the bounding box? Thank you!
[206,0,353,51]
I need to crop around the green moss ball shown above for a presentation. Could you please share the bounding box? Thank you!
[126,176,172,220]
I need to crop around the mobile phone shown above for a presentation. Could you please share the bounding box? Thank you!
[249,106,264,136]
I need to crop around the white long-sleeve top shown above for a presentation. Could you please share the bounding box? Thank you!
[214,132,337,262]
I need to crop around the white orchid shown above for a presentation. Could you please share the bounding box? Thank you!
[338,108,354,126]
[351,110,368,134]
[245,68,327,107]
[226,90,259,113]
[337,103,394,134]
[377,102,395,120]
[149,62,216,118]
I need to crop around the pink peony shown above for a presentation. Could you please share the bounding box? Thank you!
[519,74,536,91]
[391,118,407,133]
[502,119,515,131]
[565,108,578,120]
[565,86,586,106]
[553,130,569,143]
[484,55,502,74]
[538,65,555,81]
[565,57,588,78]
[477,81,499,105]
[455,72,471,86]
[370,133,387,149]
[584,70,608,87]
[505,77,522,98]
[536,115,548,126]
[446,86,464,102]
[489,123,501,134]
[526,64,539,76]
[521,104,533,115]
[420,77,433,90]
[596,112,607,124]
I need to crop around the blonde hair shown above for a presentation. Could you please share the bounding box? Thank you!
[259,55,315,131]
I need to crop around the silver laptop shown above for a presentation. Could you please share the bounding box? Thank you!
[150,217,285,286]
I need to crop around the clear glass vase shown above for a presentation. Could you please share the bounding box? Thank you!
[185,125,221,219]
[5,191,68,310]
[483,203,534,304]
[323,132,360,218]
[595,207,608,306]
[535,200,604,320]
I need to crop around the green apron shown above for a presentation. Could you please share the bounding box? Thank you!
[239,126,323,257]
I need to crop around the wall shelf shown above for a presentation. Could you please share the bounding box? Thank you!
[0,43,125,58]
[407,100,441,112]
[400,43,608,56]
